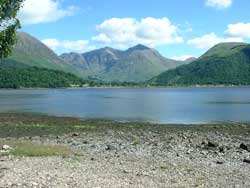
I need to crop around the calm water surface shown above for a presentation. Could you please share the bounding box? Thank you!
[0,88,250,124]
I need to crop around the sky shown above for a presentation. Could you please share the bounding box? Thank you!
[17,0,250,60]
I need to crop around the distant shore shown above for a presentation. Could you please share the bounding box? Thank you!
[0,113,250,187]
[1,84,250,90]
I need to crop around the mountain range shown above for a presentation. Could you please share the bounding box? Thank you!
[60,44,186,82]
[1,32,187,83]
[1,31,250,87]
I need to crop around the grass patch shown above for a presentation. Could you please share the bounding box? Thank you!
[196,175,207,181]
[0,122,97,138]
[159,165,170,170]
[72,125,97,129]
[132,140,140,146]
[0,140,73,157]
[12,124,96,129]
[0,113,249,139]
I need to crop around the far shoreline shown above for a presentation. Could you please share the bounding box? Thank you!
[1,85,250,90]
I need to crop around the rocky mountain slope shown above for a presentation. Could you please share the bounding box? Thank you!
[61,44,185,82]
[0,32,86,78]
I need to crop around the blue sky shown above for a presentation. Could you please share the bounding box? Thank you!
[18,0,250,60]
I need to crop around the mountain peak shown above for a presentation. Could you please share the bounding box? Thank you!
[127,44,151,52]
[102,46,115,51]
[89,46,121,55]
[202,42,248,58]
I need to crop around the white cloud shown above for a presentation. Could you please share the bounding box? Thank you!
[42,39,96,53]
[187,33,243,49]
[42,39,60,51]
[18,0,76,25]
[225,22,250,38]
[92,17,183,49]
[171,55,196,61]
[205,0,232,9]
[92,33,111,43]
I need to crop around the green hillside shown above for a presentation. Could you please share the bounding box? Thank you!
[149,42,250,86]
[0,61,86,88]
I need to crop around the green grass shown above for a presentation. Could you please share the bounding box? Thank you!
[132,140,140,146]
[159,165,170,171]
[0,124,97,138]
[0,140,73,157]
[0,113,249,139]
[0,113,99,138]
[11,124,96,129]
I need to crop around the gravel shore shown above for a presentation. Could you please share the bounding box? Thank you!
[0,114,250,188]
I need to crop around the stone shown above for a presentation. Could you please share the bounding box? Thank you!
[219,146,225,153]
[122,170,129,174]
[83,141,88,144]
[243,159,250,164]
[201,151,208,155]
[207,141,219,148]
[216,161,224,164]
[32,182,38,186]
[1,145,13,151]
[240,143,249,151]
[105,145,115,151]
[0,157,8,162]
[72,133,80,137]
